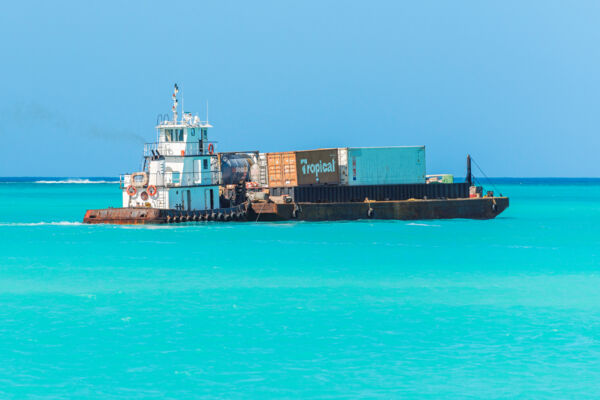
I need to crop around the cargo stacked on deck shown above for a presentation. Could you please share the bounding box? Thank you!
[218,151,268,185]
[260,146,462,202]
[264,146,426,188]
[266,151,298,187]
[343,146,426,185]
[427,174,454,184]
[219,152,254,185]
[218,151,267,207]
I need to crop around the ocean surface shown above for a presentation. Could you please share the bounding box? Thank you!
[1,178,599,399]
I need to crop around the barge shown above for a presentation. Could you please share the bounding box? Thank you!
[83,85,509,224]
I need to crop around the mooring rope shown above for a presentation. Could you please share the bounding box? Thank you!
[255,202,266,222]
[471,157,503,197]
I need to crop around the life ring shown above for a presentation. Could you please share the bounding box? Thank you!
[126,186,137,196]
[131,172,148,187]
[147,185,157,197]
[208,143,214,155]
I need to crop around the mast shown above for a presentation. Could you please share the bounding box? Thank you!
[466,154,472,186]
[172,83,179,123]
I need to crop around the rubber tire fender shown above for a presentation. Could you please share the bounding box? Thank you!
[367,207,374,218]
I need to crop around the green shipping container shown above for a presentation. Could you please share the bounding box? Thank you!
[344,146,426,186]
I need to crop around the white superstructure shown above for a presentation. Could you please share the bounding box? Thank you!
[120,84,221,210]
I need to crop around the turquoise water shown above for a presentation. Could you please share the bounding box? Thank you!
[1,179,600,399]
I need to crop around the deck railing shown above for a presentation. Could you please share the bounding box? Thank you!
[120,171,222,189]
[143,141,218,157]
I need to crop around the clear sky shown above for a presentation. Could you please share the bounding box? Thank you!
[1,0,598,177]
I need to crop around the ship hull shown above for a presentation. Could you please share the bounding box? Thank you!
[249,197,508,221]
[83,197,508,224]
[83,204,248,224]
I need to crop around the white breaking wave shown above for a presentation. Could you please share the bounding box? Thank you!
[34,179,118,184]
[0,221,83,226]
[406,222,441,227]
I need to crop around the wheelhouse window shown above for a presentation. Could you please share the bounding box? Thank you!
[163,129,184,142]
[203,159,208,170]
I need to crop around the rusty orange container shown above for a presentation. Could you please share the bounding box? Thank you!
[267,152,298,187]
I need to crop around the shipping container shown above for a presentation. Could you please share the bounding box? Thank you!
[338,148,348,185]
[344,146,426,186]
[270,182,469,203]
[267,146,426,188]
[295,148,340,186]
[258,153,268,187]
[267,152,297,187]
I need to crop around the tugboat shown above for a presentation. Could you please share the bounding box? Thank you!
[84,85,508,224]
[84,85,247,224]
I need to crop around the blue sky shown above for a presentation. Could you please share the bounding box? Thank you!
[1,0,598,177]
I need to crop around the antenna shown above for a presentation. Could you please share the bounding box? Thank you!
[206,100,209,124]
[172,83,179,123]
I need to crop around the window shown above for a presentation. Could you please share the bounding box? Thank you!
[172,172,181,184]
[203,159,208,170]
[201,128,207,140]
[190,128,195,137]
[165,129,184,142]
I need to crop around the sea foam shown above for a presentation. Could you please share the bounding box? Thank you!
[406,222,441,227]
[0,221,83,226]
[33,179,118,184]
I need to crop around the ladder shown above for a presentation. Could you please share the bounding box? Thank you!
[156,189,167,209]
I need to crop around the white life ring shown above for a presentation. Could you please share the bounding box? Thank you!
[131,172,148,188]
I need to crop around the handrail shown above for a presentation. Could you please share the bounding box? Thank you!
[143,141,219,157]
[120,171,222,188]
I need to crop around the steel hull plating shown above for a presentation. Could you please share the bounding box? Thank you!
[83,204,248,224]
[84,198,508,224]
[249,197,509,222]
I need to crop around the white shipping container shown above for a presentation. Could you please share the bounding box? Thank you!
[343,146,426,185]
[258,153,269,187]
[338,148,348,185]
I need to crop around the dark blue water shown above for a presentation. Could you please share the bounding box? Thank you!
[0,178,599,398]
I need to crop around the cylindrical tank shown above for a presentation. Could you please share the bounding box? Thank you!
[221,154,252,184]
